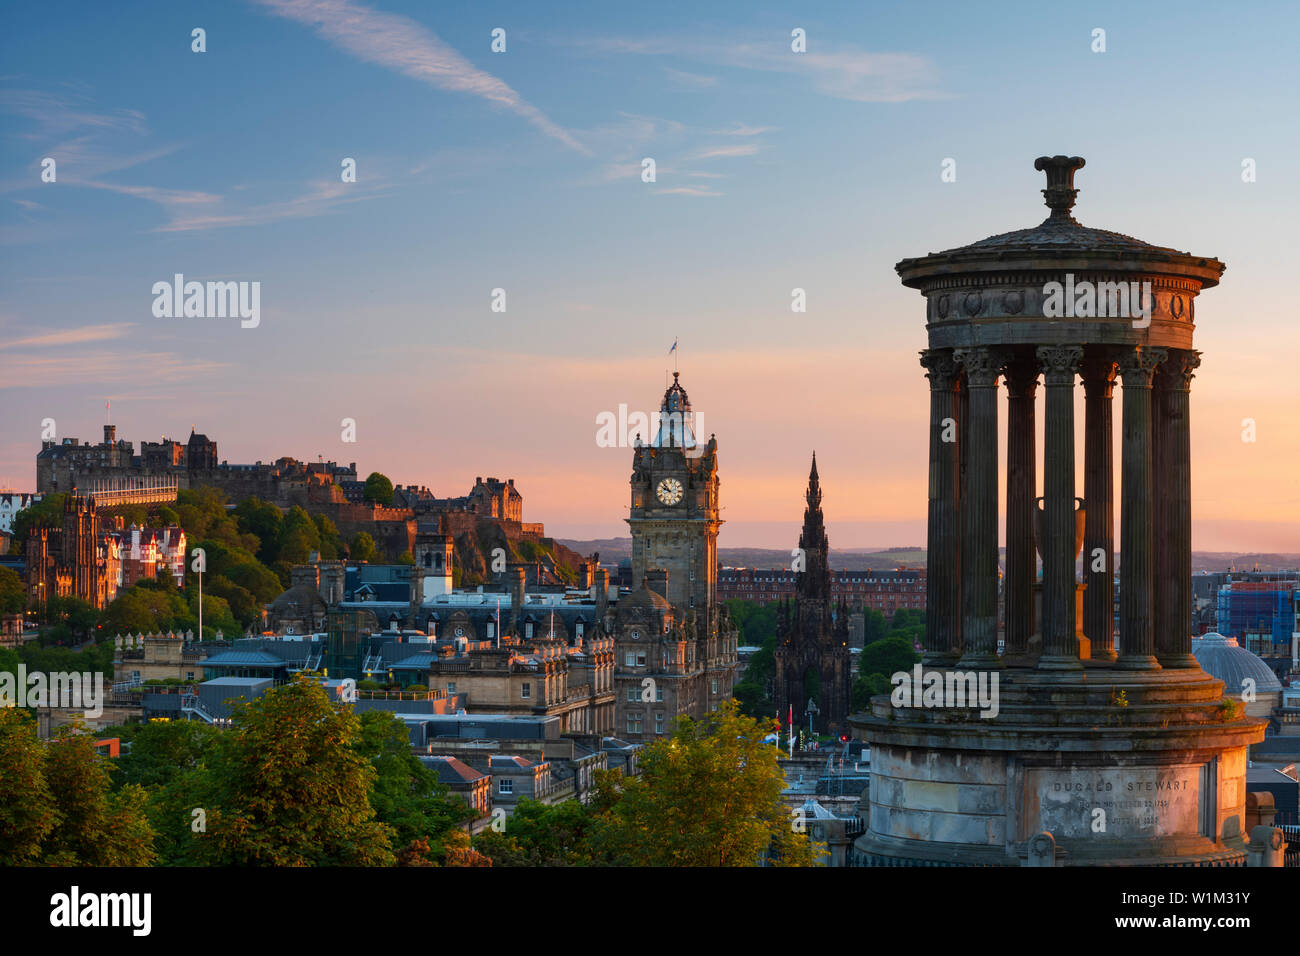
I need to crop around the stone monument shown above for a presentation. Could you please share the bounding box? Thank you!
[850,156,1267,865]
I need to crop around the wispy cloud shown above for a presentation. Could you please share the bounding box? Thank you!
[664,67,717,89]
[0,89,147,139]
[3,322,135,350]
[571,112,687,161]
[693,143,761,160]
[564,34,945,103]
[251,0,589,153]
[149,178,389,233]
[658,186,722,197]
[0,351,226,389]
[716,123,776,137]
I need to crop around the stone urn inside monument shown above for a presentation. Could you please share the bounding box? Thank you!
[1030,496,1089,658]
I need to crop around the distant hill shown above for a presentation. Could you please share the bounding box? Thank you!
[557,538,927,571]
[557,538,1300,575]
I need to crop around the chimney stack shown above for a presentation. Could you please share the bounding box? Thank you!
[645,568,669,600]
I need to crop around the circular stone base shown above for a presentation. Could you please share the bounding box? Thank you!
[849,665,1266,866]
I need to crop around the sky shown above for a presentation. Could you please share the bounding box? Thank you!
[2,0,1298,553]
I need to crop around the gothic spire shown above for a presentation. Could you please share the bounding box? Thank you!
[806,452,822,510]
[797,453,830,602]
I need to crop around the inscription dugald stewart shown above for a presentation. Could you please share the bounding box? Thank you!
[1026,765,1205,840]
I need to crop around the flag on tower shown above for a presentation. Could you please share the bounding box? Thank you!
[669,338,677,354]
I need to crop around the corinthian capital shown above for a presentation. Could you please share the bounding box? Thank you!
[1116,346,1167,388]
[919,349,960,390]
[953,346,1006,387]
[1035,345,1084,385]
[1002,353,1040,396]
[1155,349,1200,392]
[1079,350,1119,397]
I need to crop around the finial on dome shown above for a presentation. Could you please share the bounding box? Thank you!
[1033,155,1085,219]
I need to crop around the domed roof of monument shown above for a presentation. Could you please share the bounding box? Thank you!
[896,156,1224,286]
[1192,632,1283,694]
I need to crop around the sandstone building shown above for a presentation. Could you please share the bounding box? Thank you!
[617,373,741,740]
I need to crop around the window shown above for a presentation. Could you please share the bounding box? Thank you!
[711,679,718,695]
[525,623,534,639]
[655,713,665,734]
[637,652,646,667]
[447,682,456,694]
[656,686,664,702]
[626,714,642,734]
[576,621,584,637]
[185,671,194,681]
[521,682,531,699]
[499,779,514,795]
[626,687,639,702]
[487,623,495,639]
[625,652,636,667]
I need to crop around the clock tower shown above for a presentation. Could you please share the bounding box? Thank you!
[626,373,720,615]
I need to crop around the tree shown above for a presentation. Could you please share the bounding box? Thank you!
[0,566,26,614]
[9,493,67,551]
[112,719,220,792]
[349,532,378,563]
[363,472,395,507]
[726,599,778,646]
[193,677,394,866]
[312,513,343,560]
[277,506,321,566]
[354,710,472,855]
[233,497,283,564]
[862,607,888,644]
[589,700,823,866]
[0,709,57,864]
[41,723,156,866]
[852,636,921,711]
[475,798,597,867]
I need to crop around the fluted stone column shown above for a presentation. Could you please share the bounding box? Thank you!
[1081,351,1118,662]
[1003,354,1038,658]
[921,349,962,665]
[958,370,970,660]
[1116,347,1166,670]
[1037,345,1084,669]
[954,347,1003,668]
[1154,350,1200,668]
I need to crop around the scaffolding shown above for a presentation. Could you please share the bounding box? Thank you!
[1216,584,1296,656]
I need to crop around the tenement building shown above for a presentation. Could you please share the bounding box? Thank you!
[852,156,1267,865]
[719,566,926,615]
[774,455,852,735]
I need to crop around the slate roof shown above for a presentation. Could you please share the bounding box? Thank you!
[200,650,287,668]
[423,755,486,784]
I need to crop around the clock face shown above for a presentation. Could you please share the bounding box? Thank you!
[656,477,684,505]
